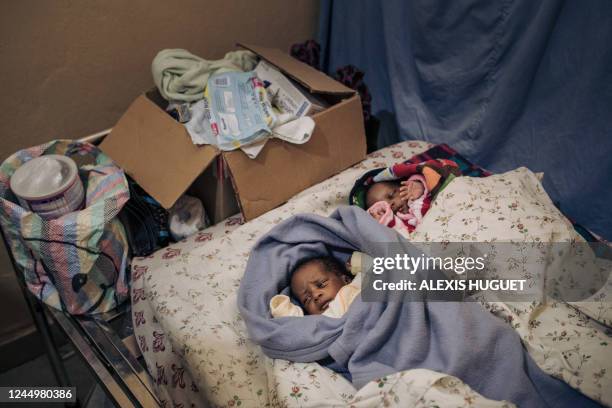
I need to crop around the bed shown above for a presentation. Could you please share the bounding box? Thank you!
[131,140,611,407]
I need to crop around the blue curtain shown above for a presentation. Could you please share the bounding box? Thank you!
[319,0,612,240]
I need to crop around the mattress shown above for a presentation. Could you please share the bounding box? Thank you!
[131,140,611,407]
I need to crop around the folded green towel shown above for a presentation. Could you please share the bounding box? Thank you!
[151,48,257,102]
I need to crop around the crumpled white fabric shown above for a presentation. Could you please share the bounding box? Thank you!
[168,195,209,241]
[240,116,315,159]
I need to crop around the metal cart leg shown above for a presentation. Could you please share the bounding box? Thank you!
[27,291,71,387]
[1,227,70,388]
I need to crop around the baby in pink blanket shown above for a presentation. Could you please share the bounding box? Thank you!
[366,174,430,237]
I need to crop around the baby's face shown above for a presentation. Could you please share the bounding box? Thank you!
[366,181,408,214]
[290,261,348,315]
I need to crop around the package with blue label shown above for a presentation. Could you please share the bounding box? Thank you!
[186,71,277,150]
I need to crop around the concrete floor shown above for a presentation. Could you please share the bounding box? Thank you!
[0,343,114,407]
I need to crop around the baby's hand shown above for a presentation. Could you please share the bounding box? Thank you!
[373,207,386,220]
[399,184,411,202]
[400,180,425,202]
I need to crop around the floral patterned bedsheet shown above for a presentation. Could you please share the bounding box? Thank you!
[411,168,612,406]
[131,141,611,407]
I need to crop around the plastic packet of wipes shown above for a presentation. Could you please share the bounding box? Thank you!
[186,71,276,150]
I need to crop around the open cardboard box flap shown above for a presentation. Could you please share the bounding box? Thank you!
[101,94,219,209]
[101,44,366,222]
[238,43,355,96]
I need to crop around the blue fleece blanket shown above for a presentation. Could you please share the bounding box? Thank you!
[237,206,599,407]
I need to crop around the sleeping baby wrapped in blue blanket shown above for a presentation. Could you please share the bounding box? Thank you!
[237,206,600,408]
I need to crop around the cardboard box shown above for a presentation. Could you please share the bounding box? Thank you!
[100,44,366,223]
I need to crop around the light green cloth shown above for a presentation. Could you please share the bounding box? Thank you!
[151,48,258,102]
